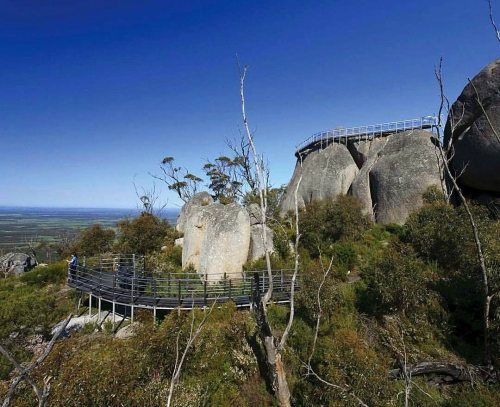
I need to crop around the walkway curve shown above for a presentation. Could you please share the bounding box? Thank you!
[68,260,297,312]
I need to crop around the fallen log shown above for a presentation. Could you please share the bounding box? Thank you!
[389,362,497,385]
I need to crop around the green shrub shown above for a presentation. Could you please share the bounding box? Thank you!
[19,261,67,286]
[115,213,176,255]
[299,195,371,257]
[74,224,116,256]
[359,243,437,316]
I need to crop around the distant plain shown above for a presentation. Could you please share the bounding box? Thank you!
[0,206,179,261]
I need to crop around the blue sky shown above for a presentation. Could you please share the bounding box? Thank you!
[0,0,498,209]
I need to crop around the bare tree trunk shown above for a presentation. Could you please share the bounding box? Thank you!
[239,62,293,406]
[1,314,72,407]
[166,300,217,407]
[488,0,500,42]
[435,61,495,365]
[302,255,368,407]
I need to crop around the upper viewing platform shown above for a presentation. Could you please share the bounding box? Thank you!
[295,116,438,157]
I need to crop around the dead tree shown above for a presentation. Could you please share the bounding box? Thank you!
[1,314,72,407]
[239,62,300,407]
[389,361,497,384]
[133,180,167,216]
[302,253,368,407]
[434,60,498,365]
[166,300,217,407]
[488,0,500,42]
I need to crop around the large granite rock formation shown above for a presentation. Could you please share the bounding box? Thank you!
[280,143,359,214]
[0,252,37,275]
[351,130,442,224]
[176,191,213,233]
[246,203,274,261]
[281,129,443,225]
[177,197,275,281]
[444,59,500,193]
[178,195,260,282]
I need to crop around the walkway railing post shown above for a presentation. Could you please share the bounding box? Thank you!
[204,279,207,307]
[131,275,135,323]
[112,274,116,330]
[89,294,92,318]
[153,279,157,325]
[223,272,227,297]
[229,279,232,300]
[281,269,284,292]
[178,280,181,307]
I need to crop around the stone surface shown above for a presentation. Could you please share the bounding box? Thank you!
[249,224,274,261]
[51,312,125,336]
[247,203,263,225]
[352,130,442,224]
[280,142,359,214]
[179,201,251,282]
[350,138,391,221]
[0,252,37,275]
[347,137,388,168]
[444,59,500,193]
[367,130,442,224]
[281,130,443,225]
[115,322,141,340]
[176,191,214,233]
[199,203,251,282]
[174,237,184,247]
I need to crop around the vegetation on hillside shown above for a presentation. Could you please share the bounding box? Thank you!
[1,190,499,406]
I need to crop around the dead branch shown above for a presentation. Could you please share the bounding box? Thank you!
[133,180,167,216]
[488,0,500,42]
[166,300,217,407]
[301,252,368,407]
[239,60,293,407]
[467,77,500,144]
[278,153,303,351]
[1,314,72,407]
[389,362,497,384]
[435,61,494,365]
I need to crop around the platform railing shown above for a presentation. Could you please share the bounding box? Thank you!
[68,263,297,311]
[295,116,438,154]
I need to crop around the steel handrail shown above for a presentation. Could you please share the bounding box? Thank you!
[295,116,438,153]
[68,263,298,310]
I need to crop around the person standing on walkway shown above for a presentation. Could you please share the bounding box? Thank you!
[67,253,78,281]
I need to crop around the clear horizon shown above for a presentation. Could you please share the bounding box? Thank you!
[1,0,498,208]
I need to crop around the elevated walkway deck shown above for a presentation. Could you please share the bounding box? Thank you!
[295,116,438,157]
[68,254,297,322]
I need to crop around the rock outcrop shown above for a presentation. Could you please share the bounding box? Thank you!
[176,191,213,233]
[281,129,443,225]
[0,252,37,275]
[248,224,274,262]
[178,197,252,282]
[444,59,500,194]
[351,130,442,224]
[280,143,359,214]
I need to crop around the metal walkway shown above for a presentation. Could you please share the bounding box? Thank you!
[295,116,438,156]
[68,254,296,321]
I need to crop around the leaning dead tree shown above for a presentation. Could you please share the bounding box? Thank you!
[434,59,498,365]
[166,299,217,407]
[488,0,500,42]
[1,314,72,407]
[240,63,300,407]
[301,253,368,407]
[390,361,498,384]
